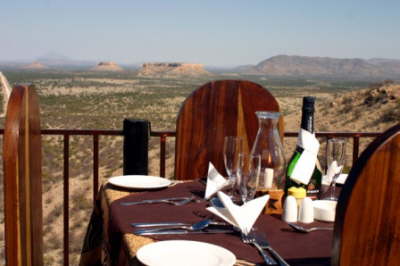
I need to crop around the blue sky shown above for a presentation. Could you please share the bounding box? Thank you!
[1,0,400,66]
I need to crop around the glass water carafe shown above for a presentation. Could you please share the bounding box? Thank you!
[251,111,286,192]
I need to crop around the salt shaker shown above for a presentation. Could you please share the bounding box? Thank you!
[298,197,314,223]
[282,195,298,223]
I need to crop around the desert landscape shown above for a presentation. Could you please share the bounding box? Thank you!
[0,58,399,264]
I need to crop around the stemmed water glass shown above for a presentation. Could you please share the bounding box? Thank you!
[223,136,243,199]
[324,138,346,201]
[237,153,261,203]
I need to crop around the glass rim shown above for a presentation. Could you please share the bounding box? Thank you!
[255,111,281,119]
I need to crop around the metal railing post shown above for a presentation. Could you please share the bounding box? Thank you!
[160,134,167,177]
[93,134,99,203]
[353,135,360,166]
[63,134,70,266]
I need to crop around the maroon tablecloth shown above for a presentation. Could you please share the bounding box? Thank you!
[109,181,332,265]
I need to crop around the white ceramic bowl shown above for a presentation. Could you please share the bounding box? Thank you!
[313,200,337,222]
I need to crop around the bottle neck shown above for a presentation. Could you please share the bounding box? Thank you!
[300,109,314,133]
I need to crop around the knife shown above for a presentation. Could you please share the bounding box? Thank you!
[134,228,234,236]
[131,221,227,228]
[131,222,188,227]
[120,197,192,206]
[255,233,290,266]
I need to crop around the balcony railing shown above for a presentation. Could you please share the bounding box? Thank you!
[0,129,381,265]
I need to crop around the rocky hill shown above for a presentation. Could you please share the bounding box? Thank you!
[137,63,212,77]
[284,81,400,133]
[239,55,400,80]
[91,62,124,72]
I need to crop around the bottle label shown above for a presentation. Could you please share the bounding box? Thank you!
[306,189,320,200]
[290,150,318,185]
[290,129,320,185]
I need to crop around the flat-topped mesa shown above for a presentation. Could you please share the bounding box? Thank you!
[91,61,124,72]
[138,62,212,77]
[22,61,48,70]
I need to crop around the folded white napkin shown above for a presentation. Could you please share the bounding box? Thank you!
[290,129,320,185]
[204,162,230,200]
[322,161,343,185]
[206,191,269,235]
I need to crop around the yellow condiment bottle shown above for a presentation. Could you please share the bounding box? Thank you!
[288,187,307,207]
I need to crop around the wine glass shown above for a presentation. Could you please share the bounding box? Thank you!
[223,136,243,198]
[324,138,346,200]
[237,153,261,203]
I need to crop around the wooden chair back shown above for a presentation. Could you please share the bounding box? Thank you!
[3,85,43,265]
[332,124,400,266]
[174,79,282,180]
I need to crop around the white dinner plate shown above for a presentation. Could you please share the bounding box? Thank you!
[336,173,348,185]
[137,240,236,266]
[108,175,171,189]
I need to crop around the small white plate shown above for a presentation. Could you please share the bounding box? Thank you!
[108,175,171,190]
[313,200,337,222]
[137,240,236,266]
[336,173,348,185]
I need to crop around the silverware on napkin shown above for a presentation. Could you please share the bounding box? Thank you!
[134,228,234,236]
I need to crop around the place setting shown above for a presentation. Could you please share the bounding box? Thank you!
[110,131,294,265]
[122,163,279,266]
[108,114,341,265]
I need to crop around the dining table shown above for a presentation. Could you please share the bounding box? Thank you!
[79,179,334,266]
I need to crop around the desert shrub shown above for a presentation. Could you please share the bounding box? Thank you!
[43,224,52,236]
[71,191,92,212]
[45,205,63,225]
[342,96,353,105]
[45,231,62,250]
[341,97,354,113]
[43,254,56,265]
[380,109,400,123]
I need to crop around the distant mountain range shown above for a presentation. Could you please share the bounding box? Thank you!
[0,54,139,70]
[2,54,400,80]
[235,55,400,80]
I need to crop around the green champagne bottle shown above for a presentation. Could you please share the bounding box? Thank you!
[285,96,322,199]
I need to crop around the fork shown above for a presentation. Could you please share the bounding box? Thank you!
[241,233,276,265]
[287,223,333,233]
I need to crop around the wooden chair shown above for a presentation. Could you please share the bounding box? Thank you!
[174,79,283,180]
[332,123,400,266]
[3,85,43,265]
